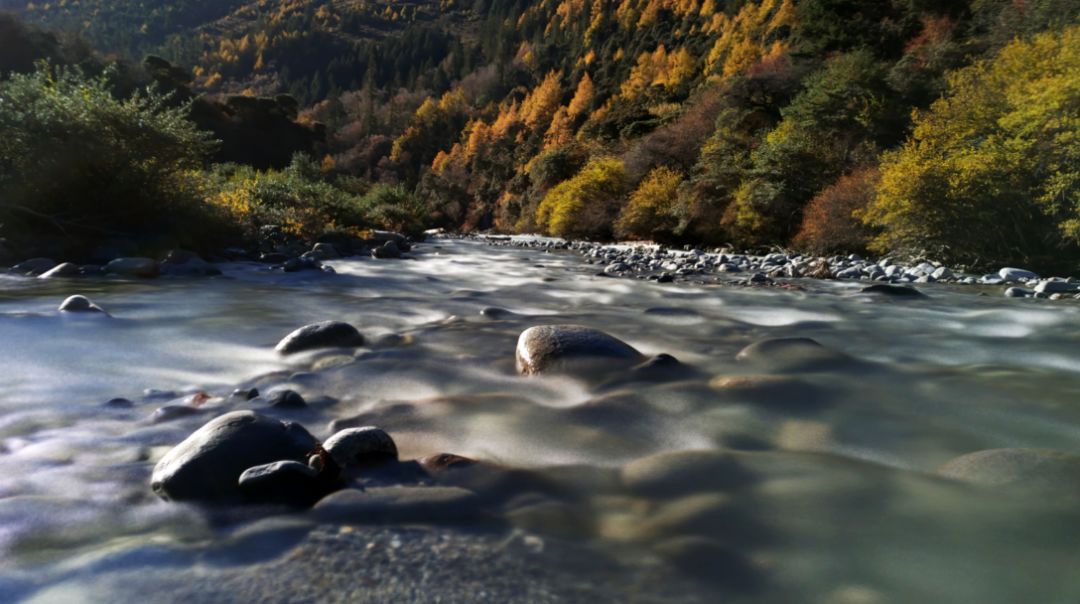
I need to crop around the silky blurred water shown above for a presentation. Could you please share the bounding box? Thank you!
[2,239,1080,603]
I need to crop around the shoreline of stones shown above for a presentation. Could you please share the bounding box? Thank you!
[475,234,1080,300]
[2,229,418,281]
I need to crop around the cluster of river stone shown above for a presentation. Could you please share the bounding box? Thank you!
[485,237,1080,299]
[3,231,413,281]
[144,320,1080,514]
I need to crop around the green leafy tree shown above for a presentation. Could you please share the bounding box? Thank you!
[865,24,1080,267]
[0,63,222,256]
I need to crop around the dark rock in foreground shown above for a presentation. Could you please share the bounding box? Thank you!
[151,411,317,503]
[275,321,365,354]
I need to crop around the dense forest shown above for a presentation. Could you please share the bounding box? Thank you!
[1,0,1079,268]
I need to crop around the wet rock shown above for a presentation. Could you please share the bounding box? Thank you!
[938,448,1080,491]
[480,306,517,319]
[267,390,306,409]
[232,388,259,400]
[621,450,754,498]
[310,486,483,524]
[999,267,1039,282]
[515,325,642,375]
[58,295,106,314]
[260,252,289,264]
[859,284,926,297]
[38,262,82,279]
[1004,287,1035,298]
[309,242,339,260]
[372,240,402,259]
[735,337,851,372]
[150,410,317,503]
[104,397,134,409]
[323,427,398,468]
[1034,280,1077,294]
[105,257,159,278]
[238,460,323,507]
[275,321,365,354]
[418,453,479,477]
[12,257,57,275]
[160,250,221,276]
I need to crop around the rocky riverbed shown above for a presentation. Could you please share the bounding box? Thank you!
[2,236,1080,603]
[484,236,1080,300]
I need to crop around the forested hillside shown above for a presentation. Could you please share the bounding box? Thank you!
[2,0,1079,268]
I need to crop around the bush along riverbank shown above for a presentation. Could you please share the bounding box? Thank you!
[481,236,1080,301]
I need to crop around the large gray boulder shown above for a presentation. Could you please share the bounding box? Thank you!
[151,411,317,503]
[275,321,365,354]
[515,325,642,375]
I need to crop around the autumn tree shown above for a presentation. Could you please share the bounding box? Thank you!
[865,24,1080,266]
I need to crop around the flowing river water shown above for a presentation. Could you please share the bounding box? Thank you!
[2,238,1080,603]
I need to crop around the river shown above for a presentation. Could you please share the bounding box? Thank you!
[1,237,1079,603]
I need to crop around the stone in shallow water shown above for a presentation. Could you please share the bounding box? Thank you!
[310,486,483,524]
[859,283,926,297]
[654,535,761,592]
[275,321,365,354]
[999,267,1039,282]
[151,410,317,503]
[38,262,82,279]
[937,448,1080,491]
[105,257,159,278]
[239,460,324,507]
[515,325,642,375]
[267,390,307,409]
[58,295,106,314]
[621,450,754,499]
[735,337,852,372]
[323,427,398,468]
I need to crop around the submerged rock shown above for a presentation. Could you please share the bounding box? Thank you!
[621,450,754,498]
[859,284,926,297]
[515,325,642,375]
[938,448,1080,491]
[151,411,317,503]
[372,240,402,259]
[275,321,365,354]
[105,257,159,278]
[310,486,483,524]
[58,295,107,314]
[735,337,851,372]
[323,427,398,468]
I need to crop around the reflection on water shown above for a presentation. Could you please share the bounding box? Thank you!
[2,240,1080,603]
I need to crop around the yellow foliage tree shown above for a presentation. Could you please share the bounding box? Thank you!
[864,23,1080,265]
[615,166,685,240]
[568,72,595,118]
[535,156,628,239]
